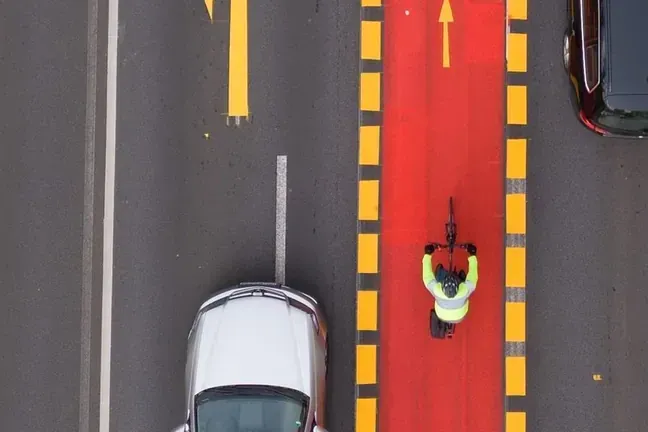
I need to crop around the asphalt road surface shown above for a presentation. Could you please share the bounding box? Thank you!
[109,1,359,432]
[0,0,106,430]
[527,2,648,431]
[1,0,358,431]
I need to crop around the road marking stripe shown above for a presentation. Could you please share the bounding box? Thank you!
[356,345,378,384]
[359,126,381,165]
[506,412,527,432]
[356,398,378,432]
[505,247,526,288]
[275,156,287,285]
[506,6,528,430]
[507,32,527,73]
[80,0,99,429]
[357,233,379,274]
[357,291,379,331]
[359,180,380,221]
[506,193,526,235]
[506,139,527,179]
[506,356,527,396]
[507,85,527,125]
[361,21,382,60]
[508,0,527,20]
[505,302,526,342]
[204,0,214,21]
[356,4,383,431]
[99,0,119,428]
[228,0,249,118]
[360,72,381,112]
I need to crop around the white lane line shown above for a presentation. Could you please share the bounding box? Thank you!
[99,0,119,428]
[275,155,287,285]
[79,0,99,429]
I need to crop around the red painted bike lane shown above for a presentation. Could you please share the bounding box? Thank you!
[379,0,505,430]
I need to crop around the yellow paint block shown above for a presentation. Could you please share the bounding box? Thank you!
[357,291,378,331]
[506,411,526,432]
[361,21,382,60]
[506,356,526,396]
[506,247,526,288]
[360,73,381,112]
[505,302,526,342]
[506,193,526,235]
[359,126,380,165]
[508,32,527,73]
[356,345,377,384]
[357,233,379,274]
[506,139,527,179]
[356,398,377,432]
[507,85,527,125]
[358,180,380,221]
[508,0,527,20]
[228,0,249,117]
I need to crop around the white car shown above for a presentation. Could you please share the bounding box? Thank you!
[173,282,329,432]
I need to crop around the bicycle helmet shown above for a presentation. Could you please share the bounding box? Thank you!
[442,274,460,298]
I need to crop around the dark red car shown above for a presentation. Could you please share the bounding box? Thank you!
[563,0,648,138]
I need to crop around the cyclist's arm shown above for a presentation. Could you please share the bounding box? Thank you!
[422,254,438,294]
[464,255,479,295]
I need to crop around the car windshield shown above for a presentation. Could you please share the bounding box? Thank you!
[596,108,648,134]
[194,385,308,432]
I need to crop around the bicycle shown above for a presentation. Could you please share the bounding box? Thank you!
[429,197,470,339]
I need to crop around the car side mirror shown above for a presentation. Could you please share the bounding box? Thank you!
[172,424,189,432]
[313,426,329,432]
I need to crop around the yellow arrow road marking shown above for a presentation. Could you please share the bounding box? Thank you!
[439,0,454,68]
[205,0,214,22]
[228,0,249,121]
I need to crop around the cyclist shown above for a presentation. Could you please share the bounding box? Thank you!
[422,242,479,324]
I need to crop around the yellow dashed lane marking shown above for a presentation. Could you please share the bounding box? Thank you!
[359,180,380,221]
[357,291,378,331]
[506,411,526,432]
[505,302,526,342]
[506,139,527,179]
[357,233,379,274]
[508,33,527,73]
[506,356,526,396]
[361,0,382,6]
[506,194,526,235]
[507,85,527,125]
[359,126,380,165]
[356,345,377,384]
[361,21,382,60]
[360,73,381,112]
[506,247,526,288]
[508,0,527,20]
[356,398,377,432]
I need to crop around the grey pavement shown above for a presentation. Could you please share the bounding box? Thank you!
[109,1,359,432]
[527,2,648,431]
[0,0,103,431]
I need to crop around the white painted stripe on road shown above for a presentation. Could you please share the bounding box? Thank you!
[99,0,119,428]
[79,0,99,429]
[275,155,287,285]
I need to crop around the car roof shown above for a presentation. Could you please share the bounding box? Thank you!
[603,0,648,107]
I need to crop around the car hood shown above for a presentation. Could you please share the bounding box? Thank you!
[190,295,314,397]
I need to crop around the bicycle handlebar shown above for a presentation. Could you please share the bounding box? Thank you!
[437,243,470,249]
